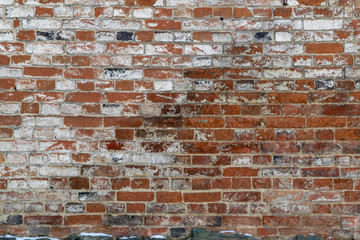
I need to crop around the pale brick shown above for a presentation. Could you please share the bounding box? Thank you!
[0,67,23,78]
[26,43,64,55]
[22,19,61,30]
[39,166,79,176]
[154,81,173,91]
[0,20,12,30]
[303,20,343,30]
[5,7,34,18]
[0,31,13,42]
[185,44,222,55]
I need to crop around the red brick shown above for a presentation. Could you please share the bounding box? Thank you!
[72,153,91,163]
[126,203,145,213]
[104,117,143,127]
[65,215,102,225]
[17,30,35,41]
[263,216,300,227]
[125,0,157,6]
[69,177,89,189]
[76,31,95,41]
[111,178,130,190]
[302,167,340,177]
[225,117,262,128]
[24,216,62,225]
[87,203,105,213]
[184,168,221,177]
[156,192,182,203]
[261,142,300,153]
[117,192,154,201]
[194,8,212,18]
[24,67,62,78]
[221,142,259,153]
[154,8,172,18]
[297,0,326,5]
[66,92,103,103]
[0,116,21,126]
[106,92,145,103]
[223,167,259,177]
[307,117,346,128]
[35,6,53,17]
[184,69,222,79]
[234,7,252,18]
[305,43,343,53]
[182,142,219,154]
[223,216,261,226]
[0,55,10,65]
[36,80,55,90]
[131,179,149,189]
[64,116,102,127]
[21,103,39,114]
[336,129,360,140]
[184,192,221,202]
[269,92,307,103]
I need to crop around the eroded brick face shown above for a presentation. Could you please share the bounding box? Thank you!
[0,0,360,239]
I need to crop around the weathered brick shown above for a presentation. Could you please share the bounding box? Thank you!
[0,0,359,238]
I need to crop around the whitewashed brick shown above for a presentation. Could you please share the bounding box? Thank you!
[63,19,101,30]
[102,20,141,30]
[0,68,23,78]
[6,153,27,164]
[56,80,76,91]
[185,44,222,55]
[183,20,222,30]
[275,32,292,42]
[66,43,104,54]
[61,104,82,115]
[26,43,64,55]
[39,166,78,177]
[0,31,13,42]
[166,0,196,6]
[0,103,20,114]
[54,6,73,17]
[303,20,343,30]
[134,8,153,18]
[154,32,173,42]
[0,20,12,30]
[22,19,61,30]
[0,0,14,5]
[111,56,132,66]
[264,69,302,79]
[192,57,212,67]
[304,68,343,78]
[0,140,36,151]
[223,20,261,31]
[154,81,173,91]
[213,33,232,43]
[104,68,143,79]
[5,7,34,18]
[36,117,63,127]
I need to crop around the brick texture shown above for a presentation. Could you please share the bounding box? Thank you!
[0,0,360,239]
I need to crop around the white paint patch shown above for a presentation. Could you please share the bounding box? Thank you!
[0,235,59,240]
[150,236,166,239]
[79,233,112,237]
[219,231,236,234]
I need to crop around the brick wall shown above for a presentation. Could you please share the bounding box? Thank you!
[0,0,359,238]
